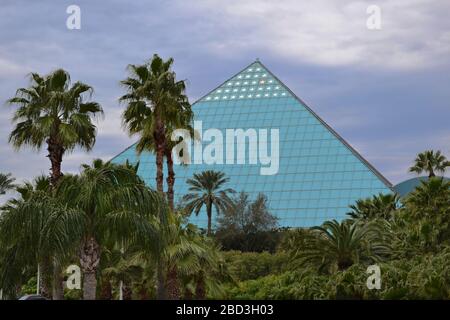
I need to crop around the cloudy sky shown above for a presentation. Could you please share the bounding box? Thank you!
[1,0,449,194]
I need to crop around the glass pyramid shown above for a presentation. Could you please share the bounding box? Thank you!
[112,60,393,227]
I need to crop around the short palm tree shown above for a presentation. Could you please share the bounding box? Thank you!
[0,177,76,298]
[178,234,232,299]
[120,54,191,197]
[0,173,15,195]
[347,193,400,221]
[409,150,450,178]
[7,69,103,185]
[183,171,235,235]
[295,219,391,272]
[55,159,162,300]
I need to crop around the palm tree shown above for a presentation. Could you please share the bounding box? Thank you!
[156,214,230,300]
[347,193,400,221]
[178,234,232,300]
[164,107,194,210]
[0,173,15,195]
[55,159,162,299]
[7,69,103,186]
[101,245,147,300]
[295,220,391,272]
[126,109,194,211]
[409,150,450,178]
[395,177,450,253]
[0,177,76,298]
[405,178,450,222]
[183,171,235,235]
[120,54,191,197]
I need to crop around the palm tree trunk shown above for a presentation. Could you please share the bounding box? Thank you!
[206,201,212,236]
[52,261,64,300]
[79,236,100,300]
[165,147,175,211]
[166,266,180,300]
[195,273,206,300]
[122,282,133,300]
[99,277,112,300]
[155,119,166,194]
[40,257,52,299]
[47,137,64,186]
[138,280,150,300]
[184,287,193,300]
[156,260,166,300]
[36,264,40,295]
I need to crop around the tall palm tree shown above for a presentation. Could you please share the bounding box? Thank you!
[294,220,391,272]
[347,193,400,221]
[164,107,194,210]
[7,69,103,186]
[0,173,15,195]
[128,108,194,211]
[120,54,191,197]
[55,160,162,299]
[183,171,235,235]
[409,150,450,178]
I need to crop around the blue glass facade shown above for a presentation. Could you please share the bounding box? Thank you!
[112,61,392,227]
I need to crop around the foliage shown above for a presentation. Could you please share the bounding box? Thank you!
[215,192,279,252]
[392,177,450,256]
[7,69,103,185]
[120,53,192,198]
[222,251,290,281]
[409,150,450,178]
[347,193,400,221]
[291,219,391,272]
[183,170,235,235]
[225,248,450,299]
[0,173,16,195]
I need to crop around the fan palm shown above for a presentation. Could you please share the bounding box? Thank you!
[406,177,450,212]
[183,170,235,235]
[295,219,391,272]
[157,214,230,300]
[409,150,450,178]
[395,178,450,253]
[347,193,400,221]
[55,159,162,299]
[128,108,194,210]
[178,234,232,299]
[7,69,103,185]
[120,54,191,197]
[0,173,15,195]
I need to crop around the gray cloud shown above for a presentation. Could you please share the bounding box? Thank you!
[0,0,449,197]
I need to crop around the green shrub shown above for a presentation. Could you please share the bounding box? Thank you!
[223,250,290,282]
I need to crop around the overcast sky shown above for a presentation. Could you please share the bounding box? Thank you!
[1,0,449,196]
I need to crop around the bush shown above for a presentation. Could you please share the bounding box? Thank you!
[224,247,450,299]
[223,251,290,282]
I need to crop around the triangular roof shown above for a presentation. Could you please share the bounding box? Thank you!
[112,60,393,227]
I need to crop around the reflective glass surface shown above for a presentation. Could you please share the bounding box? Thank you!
[112,61,392,227]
